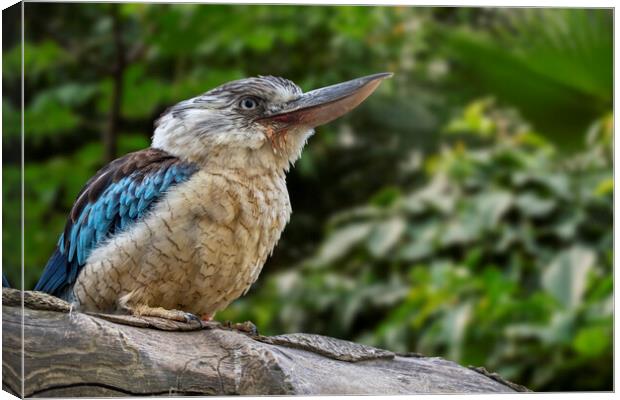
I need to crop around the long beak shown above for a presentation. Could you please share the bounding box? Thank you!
[258,72,393,130]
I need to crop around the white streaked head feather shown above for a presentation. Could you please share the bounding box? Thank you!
[152,76,312,172]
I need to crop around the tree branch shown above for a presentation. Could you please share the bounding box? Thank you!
[2,289,529,396]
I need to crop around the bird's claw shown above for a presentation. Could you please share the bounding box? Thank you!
[201,320,259,336]
[228,320,259,336]
[183,312,201,324]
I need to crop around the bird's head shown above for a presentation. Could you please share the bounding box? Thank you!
[152,72,392,172]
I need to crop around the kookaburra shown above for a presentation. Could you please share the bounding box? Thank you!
[35,72,392,322]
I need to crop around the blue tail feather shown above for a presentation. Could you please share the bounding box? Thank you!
[34,248,72,298]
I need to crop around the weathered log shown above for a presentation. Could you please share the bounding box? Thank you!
[2,289,528,396]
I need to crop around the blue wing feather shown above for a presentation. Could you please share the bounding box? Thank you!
[34,148,198,298]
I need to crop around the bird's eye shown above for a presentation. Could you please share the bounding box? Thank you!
[239,97,259,110]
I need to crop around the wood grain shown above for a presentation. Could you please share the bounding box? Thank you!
[2,289,528,396]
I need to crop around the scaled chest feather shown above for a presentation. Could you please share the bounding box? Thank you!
[73,169,291,317]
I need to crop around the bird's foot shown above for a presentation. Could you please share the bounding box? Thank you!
[130,305,200,324]
[179,312,202,324]
[202,320,259,336]
[226,320,259,336]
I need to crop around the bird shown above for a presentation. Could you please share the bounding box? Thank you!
[34,72,392,323]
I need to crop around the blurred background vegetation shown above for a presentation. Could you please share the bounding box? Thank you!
[2,4,612,391]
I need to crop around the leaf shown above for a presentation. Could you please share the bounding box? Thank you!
[475,190,513,228]
[444,98,496,136]
[515,192,556,217]
[573,325,611,357]
[505,323,547,340]
[370,186,401,207]
[399,222,439,261]
[545,311,576,344]
[594,177,613,196]
[408,175,457,214]
[45,83,99,107]
[542,246,596,309]
[366,217,406,257]
[4,40,68,80]
[440,202,489,246]
[316,223,373,263]
[2,100,20,138]
[440,302,472,360]
[121,64,169,118]
[553,211,585,240]
[25,94,80,137]
[495,225,518,252]
[512,173,570,198]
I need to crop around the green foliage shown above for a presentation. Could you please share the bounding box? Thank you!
[221,102,612,391]
[440,8,612,147]
[4,40,69,81]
